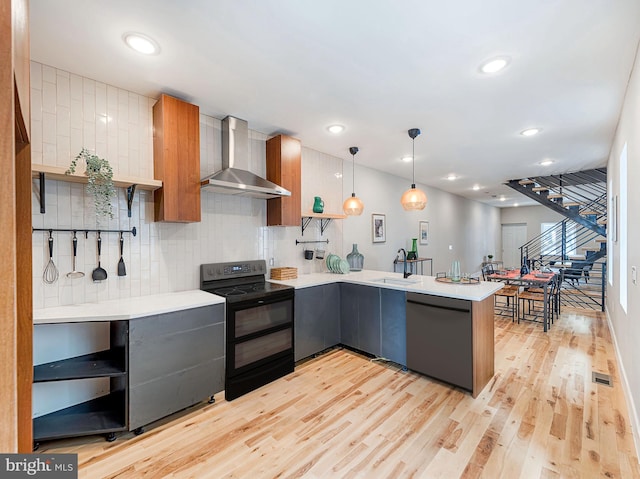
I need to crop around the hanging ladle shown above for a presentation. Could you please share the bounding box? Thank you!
[91,232,108,282]
[67,231,85,279]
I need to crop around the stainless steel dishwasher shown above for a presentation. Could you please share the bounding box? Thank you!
[406,292,473,391]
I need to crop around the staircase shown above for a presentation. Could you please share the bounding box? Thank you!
[506,168,607,311]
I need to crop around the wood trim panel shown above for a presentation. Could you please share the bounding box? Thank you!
[471,295,495,397]
[12,0,29,142]
[16,143,32,452]
[0,0,18,453]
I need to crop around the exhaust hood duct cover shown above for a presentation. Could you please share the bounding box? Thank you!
[201,116,291,198]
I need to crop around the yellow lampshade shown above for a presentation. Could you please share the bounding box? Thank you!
[343,194,364,216]
[401,186,427,211]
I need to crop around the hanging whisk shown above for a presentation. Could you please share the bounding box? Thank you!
[43,230,59,284]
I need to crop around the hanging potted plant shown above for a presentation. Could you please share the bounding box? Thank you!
[66,148,116,219]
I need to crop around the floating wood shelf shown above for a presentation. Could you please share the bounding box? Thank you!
[31,164,162,190]
[301,213,347,235]
[32,164,162,217]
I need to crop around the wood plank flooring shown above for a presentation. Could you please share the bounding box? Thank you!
[40,311,640,478]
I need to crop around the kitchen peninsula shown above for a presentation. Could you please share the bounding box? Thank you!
[272,270,503,398]
[32,271,500,446]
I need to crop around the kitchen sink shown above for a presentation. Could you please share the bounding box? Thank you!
[372,277,420,285]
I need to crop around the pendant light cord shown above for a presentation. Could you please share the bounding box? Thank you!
[352,152,356,194]
[412,138,416,187]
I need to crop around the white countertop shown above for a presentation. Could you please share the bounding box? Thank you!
[34,270,502,324]
[33,290,225,324]
[269,270,503,301]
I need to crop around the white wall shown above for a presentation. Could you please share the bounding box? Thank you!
[501,205,564,243]
[605,42,640,454]
[341,157,501,276]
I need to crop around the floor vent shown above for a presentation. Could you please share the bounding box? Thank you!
[592,372,612,387]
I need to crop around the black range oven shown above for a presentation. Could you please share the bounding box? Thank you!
[200,260,294,401]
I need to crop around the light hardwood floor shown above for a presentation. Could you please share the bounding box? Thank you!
[41,311,640,478]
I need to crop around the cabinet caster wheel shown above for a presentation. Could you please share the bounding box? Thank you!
[401,366,408,372]
[33,442,40,452]
[208,396,215,404]
[105,432,117,442]
[134,427,144,436]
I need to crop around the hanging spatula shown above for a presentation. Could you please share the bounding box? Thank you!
[117,232,126,276]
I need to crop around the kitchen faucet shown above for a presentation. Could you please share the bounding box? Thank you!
[397,248,412,278]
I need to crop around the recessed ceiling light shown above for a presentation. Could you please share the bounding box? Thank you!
[520,128,542,137]
[500,196,506,202]
[327,124,344,134]
[472,185,480,191]
[540,159,554,166]
[401,156,413,163]
[123,32,160,55]
[514,203,519,207]
[334,172,343,179]
[447,174,457,181]
[479,56,510,74]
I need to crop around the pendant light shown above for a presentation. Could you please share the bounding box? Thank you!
[343,146,364,215]
[400,128,427,211]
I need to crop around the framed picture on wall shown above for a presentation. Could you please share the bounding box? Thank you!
[419,221,429,245]
[372,214,386,243]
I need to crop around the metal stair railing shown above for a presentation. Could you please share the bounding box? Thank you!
[520,219,605,269]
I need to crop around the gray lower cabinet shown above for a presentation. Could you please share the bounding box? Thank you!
[294,284,340,361]
[381,288,406,366]
[128,304,224,430]
[340,283,381,356]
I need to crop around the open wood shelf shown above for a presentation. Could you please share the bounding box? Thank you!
[301,213,347,235]
[31,163,162,190]
[34,350,126,382]
[33,392,127,441]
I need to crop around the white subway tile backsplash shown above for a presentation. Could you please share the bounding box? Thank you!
[56,73,70,108]
[30,61,345,309]
[31,62,42,91]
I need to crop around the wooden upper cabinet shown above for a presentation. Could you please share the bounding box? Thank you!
[153,94,201,222]
[266,134,301,226]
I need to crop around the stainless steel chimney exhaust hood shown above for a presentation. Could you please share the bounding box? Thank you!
[200,116,291,198]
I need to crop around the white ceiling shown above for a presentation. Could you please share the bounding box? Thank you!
[29,0,640,207]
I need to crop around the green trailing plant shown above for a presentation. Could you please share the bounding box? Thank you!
[487,254,494,261]
[66,148,116,219]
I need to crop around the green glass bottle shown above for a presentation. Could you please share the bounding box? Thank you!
[407,238,418,260]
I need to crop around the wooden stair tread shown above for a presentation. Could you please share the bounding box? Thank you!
[580,210,600,215]
[598,219,608,225]
[596,238,607,243]
[547,194,564,199]
[532,186,549,192]
[518,179,535,185]
[563,202,583,207]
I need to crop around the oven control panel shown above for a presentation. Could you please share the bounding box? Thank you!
[201,260,266,282]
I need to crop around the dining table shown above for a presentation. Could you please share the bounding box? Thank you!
[486,269,557,332]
